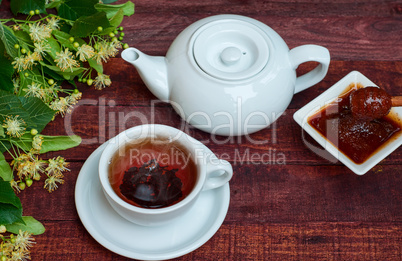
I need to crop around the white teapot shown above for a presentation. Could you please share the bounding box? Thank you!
[122,14,330,136]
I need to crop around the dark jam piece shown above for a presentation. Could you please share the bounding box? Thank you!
[308,86,401,164]
[119,159,183,208]
[350,87,392,120]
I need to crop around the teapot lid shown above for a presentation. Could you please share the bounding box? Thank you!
[192,18,270,81]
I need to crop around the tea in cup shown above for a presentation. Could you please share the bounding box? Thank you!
[98,124,233,226]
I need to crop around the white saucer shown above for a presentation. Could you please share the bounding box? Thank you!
[75,142,230,260]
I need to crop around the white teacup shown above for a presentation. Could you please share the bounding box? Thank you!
[98,124,233,226]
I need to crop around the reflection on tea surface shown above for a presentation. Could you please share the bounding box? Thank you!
[108,138,197,208]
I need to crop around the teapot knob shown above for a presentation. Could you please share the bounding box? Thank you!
[220,47,242,65]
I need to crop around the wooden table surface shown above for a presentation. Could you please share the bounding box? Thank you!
[1,0,402,260]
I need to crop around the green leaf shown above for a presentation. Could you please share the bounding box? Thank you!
[1,134,81,154]
[0,152,13,182]
[45,35,62,61]
[0,23,19,59]
[42,66,65,81]
[95,1,135,19]
[58,0,98,21]
[0,37,5,54]
[98,0,119,3]
[39,61,61,73]
[0,179,21,208]
[102,8,124,34]
[0,203,23,225]
[18,96,56,133]
[0,55,15,93]
[45,0,63,9]
[10,0,46,15]
[40,135,81,153]
[13,29,33,46]
[6,216,45,235]
[60,67,85,80]
[88,58,103,74]
[0,179,23,226]
[70,12,111,37]
[0,125,4,137]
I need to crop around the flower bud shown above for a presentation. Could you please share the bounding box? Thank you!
[30,128,38,135]
[0,225,6,233]
[18,182,26,190]
[26,178,33,187]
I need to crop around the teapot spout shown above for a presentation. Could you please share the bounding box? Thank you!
[121,48,169,101]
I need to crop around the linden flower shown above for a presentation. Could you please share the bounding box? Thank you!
[94,44,109,64]
[24,82,42,98]
[23,52,39,70]
[44,174,64,192]
[70,90,82,103]
[93,41,120,64]
[26,159,46,179]
[46,16,60,30]
[11,249,31,261]
[34,42,50,60]
[42,84,61,103]
[54,48,79,72]
[49,97,72,116]
[76,44,95,62]
[12,56,25,72]
[11,153,30,171]
[37,88,49,102]
[13,157,29,179]
[66,93,81,106]
[32,135,44,152]
[10,179,21,193]
[46,156,70,175]
[15,161,31,179]
[29,22,52,42]
[109,40,122,54]
[2,115,26,138]
[1,242,14,258]
[14,230,35,252]
[11,153,45,179]
[94,73,112,90]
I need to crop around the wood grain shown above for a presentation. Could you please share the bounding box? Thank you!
[29,221,402,261]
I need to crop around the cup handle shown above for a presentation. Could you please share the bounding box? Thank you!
[289,44,330,94]
[202,158,233,191]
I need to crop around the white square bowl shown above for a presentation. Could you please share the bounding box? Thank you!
[293,71,402,175]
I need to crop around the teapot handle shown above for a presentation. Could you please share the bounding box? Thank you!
[289,45,330,94]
